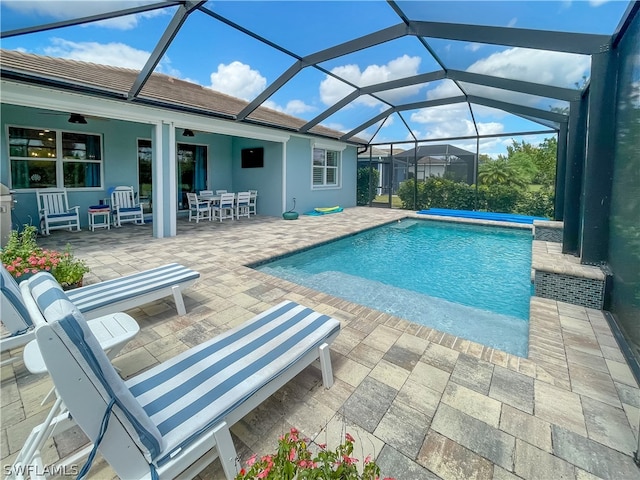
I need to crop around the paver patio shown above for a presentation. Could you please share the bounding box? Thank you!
[1,207,638,479]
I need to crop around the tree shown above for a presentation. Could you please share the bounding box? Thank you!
[478,158,527,188]
[356,167,380,205]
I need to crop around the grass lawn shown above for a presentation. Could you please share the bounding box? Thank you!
[373,195,404,208]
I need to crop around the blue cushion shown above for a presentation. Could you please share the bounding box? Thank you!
[127,300,340,463]
[66,263,199,314]
[0,265,33,331]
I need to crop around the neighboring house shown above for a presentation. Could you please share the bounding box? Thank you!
[357,144,476,195]
[393,145,476,185]
[357,146,405,196]
[0,50,362,238]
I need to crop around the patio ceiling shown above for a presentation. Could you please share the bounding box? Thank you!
[0,1,634,146]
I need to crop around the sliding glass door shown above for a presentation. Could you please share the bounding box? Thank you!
[177,143,208,210]
[137,140,208,212]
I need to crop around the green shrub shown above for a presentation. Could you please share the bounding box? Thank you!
[356,167,380,206]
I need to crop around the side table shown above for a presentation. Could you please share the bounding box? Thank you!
[88,206,111,231]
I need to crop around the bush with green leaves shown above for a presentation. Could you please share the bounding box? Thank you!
[1,225,89,287]
[356,167,380,206]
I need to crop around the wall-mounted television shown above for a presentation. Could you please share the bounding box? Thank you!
[241,147,264,168]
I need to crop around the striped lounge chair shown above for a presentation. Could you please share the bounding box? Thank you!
[27,274,341,480]
[0,263,198,366]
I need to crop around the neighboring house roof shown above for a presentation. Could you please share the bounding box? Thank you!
[357,146,405,159]
[393,144,475,160]
[0,49,363,144]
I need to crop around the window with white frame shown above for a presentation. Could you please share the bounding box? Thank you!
[312,147,340,188]
[8,126,102,189]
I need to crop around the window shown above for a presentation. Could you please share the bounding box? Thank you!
[8,126,102,189]
[177,143,208,210]
[312,148,340,188]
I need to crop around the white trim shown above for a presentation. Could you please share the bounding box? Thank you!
[168,123,177,237]
[2,81,292,143]
[311,139,348,152]
[152,122,164,238]
[282,140,287,214]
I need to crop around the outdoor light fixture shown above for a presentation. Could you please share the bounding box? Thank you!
[183,129,195,137]
[68,113,87,124]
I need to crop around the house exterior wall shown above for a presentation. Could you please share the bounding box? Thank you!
[1,94,356,233]
[231,137,283,217]
[1,103,156,230]
[285,136,357,215]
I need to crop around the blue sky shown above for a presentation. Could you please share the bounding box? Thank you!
[0,1,632,155]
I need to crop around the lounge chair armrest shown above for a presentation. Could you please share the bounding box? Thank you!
[70,206,80,212]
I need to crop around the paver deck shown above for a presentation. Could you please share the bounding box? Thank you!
[1,207,638,479]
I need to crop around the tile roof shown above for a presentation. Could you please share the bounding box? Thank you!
[0,49,361,143]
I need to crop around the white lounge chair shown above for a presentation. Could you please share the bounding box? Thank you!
[0,263,199,366]
[3,269,140,479]
[36,188,81,235]
[110,186,144,227]
[29,275,340,480]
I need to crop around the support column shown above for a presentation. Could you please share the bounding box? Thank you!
[152,122,177,238]
[554,122,568,220]
[580,51,617,265]
[562,99,587,255]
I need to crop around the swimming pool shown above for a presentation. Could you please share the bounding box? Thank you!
[256,219,532,356]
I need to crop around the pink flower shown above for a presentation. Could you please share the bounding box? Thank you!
[318,443,326,449]
[365,455,372,464]
[342,454,358,465]
[345,432,355,443]
[288,447,296,461]
[246,454,257,467]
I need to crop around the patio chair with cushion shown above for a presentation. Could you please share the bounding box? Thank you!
[248,189,258,216]
[186,192,212,223]
[30,274,341,480]
[3,269,140,478]
[212,192,235,222]
[235,191,251,220]
[36,188,81,235]
[110,186,144,227]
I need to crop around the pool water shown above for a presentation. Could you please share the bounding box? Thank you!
[257,219,532,356]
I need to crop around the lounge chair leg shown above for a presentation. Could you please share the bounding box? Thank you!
[319,343,334,388]
[172,285,187,316]
[213,422,239,480]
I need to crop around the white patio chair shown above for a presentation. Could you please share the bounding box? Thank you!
[235,191,251,220]
[3,268,140,478]
[215,189,227,195]
[36,188,80,235]
[28,274,340,480]
[248,189,258,216]
[110,186,144,227]
[212,192,235,222]
[186,192,212,223]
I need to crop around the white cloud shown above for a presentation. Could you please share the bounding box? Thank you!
[589,0,611,6]
[43,38,151,70]
[4,1,169,30]
[319,55,423,106]
[208,61,266,101]
[507,17,518,27]
[467,47,589,88]
[262,99,316,116]
[465,43,483,52]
